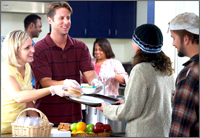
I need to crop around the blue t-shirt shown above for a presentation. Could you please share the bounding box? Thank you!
[31,40,35,88]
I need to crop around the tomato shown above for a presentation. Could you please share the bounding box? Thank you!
[86,124,94,133]
[103,124,111,132]
[95,122,104,126]
[93,124,104,133]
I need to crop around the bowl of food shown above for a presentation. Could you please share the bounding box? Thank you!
[81,84,97,94]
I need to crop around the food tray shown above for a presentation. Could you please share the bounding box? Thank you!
[65,94,119,107]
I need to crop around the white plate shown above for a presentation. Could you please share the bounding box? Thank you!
[70,95,104,103]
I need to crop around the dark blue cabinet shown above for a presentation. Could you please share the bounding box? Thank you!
[68,1,136,38]
[68,1,88,37]
[87,1,112,38]
[112,1,136,38]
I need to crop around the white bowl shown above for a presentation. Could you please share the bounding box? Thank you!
[81,84,97,94]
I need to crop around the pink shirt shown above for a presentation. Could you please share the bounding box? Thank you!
[92,58,129,95]
[94,64,101,75]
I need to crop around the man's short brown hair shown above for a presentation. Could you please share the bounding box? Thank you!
[172,30,199,45]
[46,1,73,19]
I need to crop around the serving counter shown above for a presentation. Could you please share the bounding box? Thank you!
[1,132,125,137]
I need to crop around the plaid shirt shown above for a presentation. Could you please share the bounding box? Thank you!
[169,54,199,137]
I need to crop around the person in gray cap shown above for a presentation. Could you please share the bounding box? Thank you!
[168,12,199,137]
[96,24,175,137]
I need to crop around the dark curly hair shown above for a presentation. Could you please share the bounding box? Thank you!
[132,49,173,76]
[24,14,41,30]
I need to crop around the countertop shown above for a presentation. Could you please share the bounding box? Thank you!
[1,126,125,137]
[110,132,125,137]
[1,132,125,137]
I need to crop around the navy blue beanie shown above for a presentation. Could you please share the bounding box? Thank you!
[132,24,163,53]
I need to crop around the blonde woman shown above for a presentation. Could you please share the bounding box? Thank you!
[1,30,81,134]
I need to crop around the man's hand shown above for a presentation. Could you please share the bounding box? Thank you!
[63,79,82,92]
[91,79,103,93]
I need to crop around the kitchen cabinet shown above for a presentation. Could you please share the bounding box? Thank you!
[67,1,88,37]
[87,1,112,38]
[111,1,136,38]
[68,1,136,38]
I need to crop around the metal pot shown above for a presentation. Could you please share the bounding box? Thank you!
[85,95,126,133]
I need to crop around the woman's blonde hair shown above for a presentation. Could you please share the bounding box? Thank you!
[2,30,30,67]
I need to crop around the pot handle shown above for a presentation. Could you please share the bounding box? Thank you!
[86,106,88,114]
[94,108,97,115]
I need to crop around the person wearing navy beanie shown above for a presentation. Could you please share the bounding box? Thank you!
[132,24,163,53]
[96,24,175,137]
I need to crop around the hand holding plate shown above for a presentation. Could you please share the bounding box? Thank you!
[91,79,103,93]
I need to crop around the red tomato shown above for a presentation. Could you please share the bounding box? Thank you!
[93,124,104,133]
[95,122,104,126]
[103,124,111,132]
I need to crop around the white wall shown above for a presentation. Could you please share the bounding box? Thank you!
[1,1,147,63]
[1,13,49,41]
[136,1,147,27]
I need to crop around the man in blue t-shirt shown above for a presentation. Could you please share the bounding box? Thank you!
[24,14,42,88]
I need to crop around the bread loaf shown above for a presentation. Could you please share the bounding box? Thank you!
[64,88,82,98]
[57,122,71,131]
